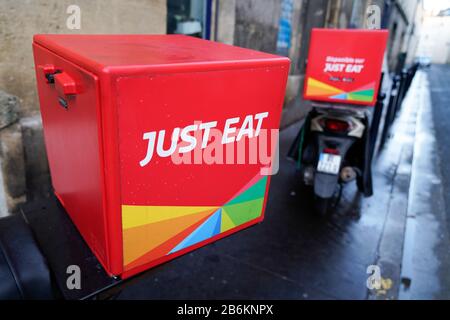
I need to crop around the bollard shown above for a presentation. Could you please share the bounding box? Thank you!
[379,76,399,150]
[369,72,385,159]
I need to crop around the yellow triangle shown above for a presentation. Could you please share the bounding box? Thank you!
[220,209,236,233]
[306,77,343,96]
[122,205,219,229]
[123,208,216,265]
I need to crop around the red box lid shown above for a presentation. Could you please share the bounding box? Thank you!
[33,34,288,74]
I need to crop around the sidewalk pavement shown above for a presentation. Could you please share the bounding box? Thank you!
[398,66,450,299]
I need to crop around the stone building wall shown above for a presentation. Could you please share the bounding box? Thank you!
[0,1,167,214]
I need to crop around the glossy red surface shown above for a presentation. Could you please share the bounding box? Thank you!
[33,35,289,278]
[33,44,111,271]
[33,34,285,73]
[303,28,388,106]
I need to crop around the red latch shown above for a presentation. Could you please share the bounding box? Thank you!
[38,64,56,75]
[54,72,79,96]
[38,64,60,83]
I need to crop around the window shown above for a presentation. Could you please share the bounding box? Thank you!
[167,0,212,39]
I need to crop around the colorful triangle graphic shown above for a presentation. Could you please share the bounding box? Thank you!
[305,77,343,97]
[212,208,222,235]
[330,93,348,100]
[226,176,267,206]
[348,89,374,102]
[306,78,376,103]
[169,208,222,254]
[124,210,214,271]
[123,208,216,265]
[122,175,268,270]
[220,209,235,233]
[223,198,264,226]
[122,205,218,229]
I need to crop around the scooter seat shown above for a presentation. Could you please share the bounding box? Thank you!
[0,214,54,299]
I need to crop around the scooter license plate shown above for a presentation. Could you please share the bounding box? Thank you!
[317,153,341,175]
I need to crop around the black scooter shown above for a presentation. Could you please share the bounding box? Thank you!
[289,102,373,215]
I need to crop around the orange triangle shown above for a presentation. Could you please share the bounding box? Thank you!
[124,210,214,271]
[306,86,339,97]
[306,77,343,96]
[123,208,216,266]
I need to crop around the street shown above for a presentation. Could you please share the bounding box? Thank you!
[115,65,450,300]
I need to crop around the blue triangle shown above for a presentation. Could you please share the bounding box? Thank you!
[331,93,348,100]
[212,208,222,235]
[169,209,222,254]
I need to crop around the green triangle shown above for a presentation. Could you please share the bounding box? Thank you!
[348,93,373,102]
[226,176,268,206]
[351,88,374,96]
[223,198,264,226]
[220,209,236,233]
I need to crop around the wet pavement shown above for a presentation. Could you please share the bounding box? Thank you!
[398,65,450,299]
[116,68,443,300]
[429,65,450,240]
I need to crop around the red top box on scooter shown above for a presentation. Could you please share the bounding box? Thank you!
[303,28,388,106]
[33,34,289,278]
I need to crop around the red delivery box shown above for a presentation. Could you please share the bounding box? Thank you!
[33,35,289,278]
[303,28,388,106]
